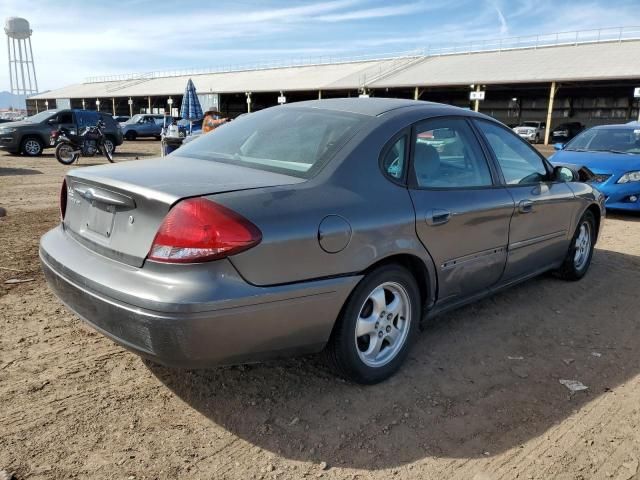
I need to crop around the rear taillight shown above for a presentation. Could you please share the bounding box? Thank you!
[148,197,262,263]
[60,178,67,221]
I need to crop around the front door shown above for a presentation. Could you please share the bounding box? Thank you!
[409,117,515,304]
[474,119,577,282]
[54,110,76,132]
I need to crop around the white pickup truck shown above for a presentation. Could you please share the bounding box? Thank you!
[513,121,546,144]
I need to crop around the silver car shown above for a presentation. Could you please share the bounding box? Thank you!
[40,98,605,384]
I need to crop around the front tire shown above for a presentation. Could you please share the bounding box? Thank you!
[103,137,116,155]
[21,137,43,156]
[555,210,596,280]
[325,264,420,384]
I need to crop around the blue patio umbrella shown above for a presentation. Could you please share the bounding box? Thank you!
[180,79,203,132]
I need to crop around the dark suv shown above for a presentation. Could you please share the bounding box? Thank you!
[0,109,123,156]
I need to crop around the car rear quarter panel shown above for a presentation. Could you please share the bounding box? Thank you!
[566,182,606,240]
[214,112,437,291]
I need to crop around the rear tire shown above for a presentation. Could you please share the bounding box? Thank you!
[555,210,596,281]
[125,131,137,141]
[55,142,79,165]
[21,137,43,156]
[325,264,420,384]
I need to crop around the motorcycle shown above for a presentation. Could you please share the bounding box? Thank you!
[52,120,114,165]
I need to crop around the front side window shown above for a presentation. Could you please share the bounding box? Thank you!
[56,111,74,124]
[476,120,548,185]
[177,107,367,178]
[412,117,493,189]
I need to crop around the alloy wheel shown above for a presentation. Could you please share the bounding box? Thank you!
[573,221,592,270]
[24,139,41,155]
[354,281,411,368]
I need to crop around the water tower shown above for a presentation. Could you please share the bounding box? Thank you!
[4,17,38,95]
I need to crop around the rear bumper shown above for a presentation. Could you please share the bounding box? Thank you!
[40,226,360,368]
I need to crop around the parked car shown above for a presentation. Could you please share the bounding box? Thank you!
[0,109,123,156]
[121,114,170,140]
[551,122,584,143]
[513,121,546,143]
[551,123,640,212]
[40,98,604,384]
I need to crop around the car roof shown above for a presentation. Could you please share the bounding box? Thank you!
[283,97,472,117]
[591,123,640,130]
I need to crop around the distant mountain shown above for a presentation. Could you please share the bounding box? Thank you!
[0,91,26,109]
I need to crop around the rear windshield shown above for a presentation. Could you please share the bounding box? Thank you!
[176,107,367,178]
[565,128,640,154]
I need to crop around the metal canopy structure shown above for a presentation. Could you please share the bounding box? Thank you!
[30,37,640,101]
[370,41,640,88]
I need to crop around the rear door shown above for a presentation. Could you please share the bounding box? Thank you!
[409,117,514,303]
[474,119,577,282]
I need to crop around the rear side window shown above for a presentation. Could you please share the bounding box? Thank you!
[476,120,548,185]
[177,107,367,178]
[99,114,117,128]
[381,135,406,180]
[412,117,493,189]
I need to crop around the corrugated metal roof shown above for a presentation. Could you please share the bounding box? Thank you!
[370,41,640,87]
[30,40,640,100]
[30,58,401,99]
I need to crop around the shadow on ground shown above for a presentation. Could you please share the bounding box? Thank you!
[0,167,42,176]
[149,248,640,469]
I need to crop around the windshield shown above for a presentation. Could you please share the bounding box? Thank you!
[565,128,640,154]
[26,110,58,123]
[176,107,367,178]
[127,114,143,124]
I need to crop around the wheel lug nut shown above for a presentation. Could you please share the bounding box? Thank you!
[375,322,379,329]
[380,311,386,317]
[378,331,383,338]
[386,326,391,333]
[387,314,393,321]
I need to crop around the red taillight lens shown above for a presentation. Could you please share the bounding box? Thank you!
[60,178,67,221]
[148,197,262,263]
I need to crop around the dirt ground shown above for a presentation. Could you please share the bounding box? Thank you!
[1,142,639,480]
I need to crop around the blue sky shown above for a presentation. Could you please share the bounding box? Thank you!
[2,0,640,91]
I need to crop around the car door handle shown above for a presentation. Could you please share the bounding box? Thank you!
[426,208,451,226]
[518,199,533,214]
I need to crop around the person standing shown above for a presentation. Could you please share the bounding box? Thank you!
[202,110,228,133]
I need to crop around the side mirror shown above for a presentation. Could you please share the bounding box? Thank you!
[553,165,577,182]
[553,143,565,151]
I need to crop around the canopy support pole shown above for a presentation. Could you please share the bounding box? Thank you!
[544,81,559,146]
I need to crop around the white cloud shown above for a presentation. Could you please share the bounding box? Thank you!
[316,2,433,22]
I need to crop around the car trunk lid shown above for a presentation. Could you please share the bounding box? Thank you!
[63,155,304,267]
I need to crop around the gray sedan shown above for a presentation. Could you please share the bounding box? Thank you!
[40,98,604,384]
